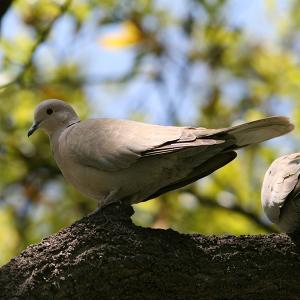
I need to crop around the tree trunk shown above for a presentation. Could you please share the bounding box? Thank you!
[0,203,299,300]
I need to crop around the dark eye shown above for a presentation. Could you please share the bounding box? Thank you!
[46,108,53,115]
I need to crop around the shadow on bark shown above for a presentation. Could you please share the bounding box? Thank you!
[0,202,300,300]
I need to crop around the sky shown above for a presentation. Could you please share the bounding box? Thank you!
[0,0,294,125]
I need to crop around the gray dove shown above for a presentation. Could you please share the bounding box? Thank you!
[28,99,293,209]
[262,153,300,232]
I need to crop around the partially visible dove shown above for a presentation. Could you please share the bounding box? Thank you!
[262,153,300,232]
[28,99,294,208]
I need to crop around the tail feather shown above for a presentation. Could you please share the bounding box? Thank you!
[225,116,294,147]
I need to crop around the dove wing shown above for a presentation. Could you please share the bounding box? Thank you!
[64,118,227,172]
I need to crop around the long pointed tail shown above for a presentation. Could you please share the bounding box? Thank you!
[224,116,294,147]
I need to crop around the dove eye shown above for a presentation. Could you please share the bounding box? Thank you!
[46,108,53,115]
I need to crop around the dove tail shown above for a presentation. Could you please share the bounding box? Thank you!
[226,116,294,148]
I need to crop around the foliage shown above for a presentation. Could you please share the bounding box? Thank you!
[0,0,300,265]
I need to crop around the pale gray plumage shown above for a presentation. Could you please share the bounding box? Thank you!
[262,153,300,232]
[28,99,294,208]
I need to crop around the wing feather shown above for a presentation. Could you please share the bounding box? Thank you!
[65,119,228,171]
[66,116,291,173]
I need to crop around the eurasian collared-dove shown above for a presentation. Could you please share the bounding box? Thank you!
[262,153,300,232]
[28,99,294,208]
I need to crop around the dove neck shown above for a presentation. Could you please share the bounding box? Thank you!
[49,118,80,157]
[48,116,80,140]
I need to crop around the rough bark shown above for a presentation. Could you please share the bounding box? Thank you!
[0,203,300,300]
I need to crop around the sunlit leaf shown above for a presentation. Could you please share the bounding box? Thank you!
[99,21,143,49]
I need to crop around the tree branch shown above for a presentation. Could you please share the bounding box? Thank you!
[0,202,299,300]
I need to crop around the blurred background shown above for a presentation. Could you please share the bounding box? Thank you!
[1,0,300,265]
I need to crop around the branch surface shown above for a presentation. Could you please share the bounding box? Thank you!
[0,203,299,300]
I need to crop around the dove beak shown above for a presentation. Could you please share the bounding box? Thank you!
[28,122,40,137]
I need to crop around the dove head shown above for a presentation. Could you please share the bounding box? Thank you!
[28,99,80,137]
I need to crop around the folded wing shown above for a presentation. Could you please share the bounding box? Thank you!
[66,116,293,172]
